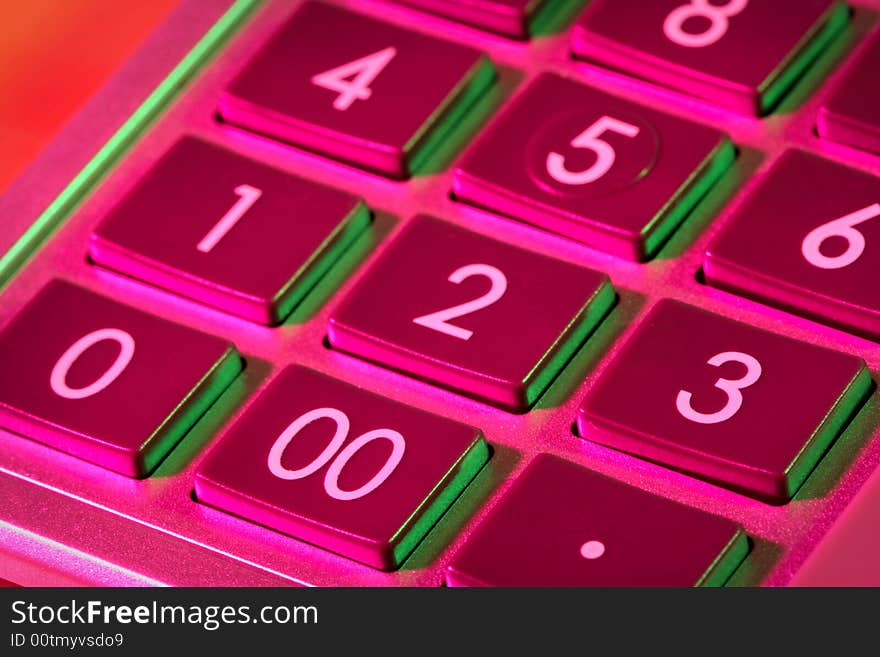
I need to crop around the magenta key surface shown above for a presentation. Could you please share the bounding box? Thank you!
[194,365,489,570]
[446,454,748,586]
[818,31,880,155]
[577,299,870,502]
[0,281,241,477]
[218,1,495,179]
[327,215,615,411]
[571,0,848,115]
[89,138,368,325]
[452,73,733,260]
[704,150,880,342]
[390,0,556,39]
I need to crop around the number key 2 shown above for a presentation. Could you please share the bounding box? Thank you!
[90,138,368,325]
[218,1,495,179]
[577,299,870,502]
[571,0,848,115]
[453,73,734,260]
[0,281,241,477]
[446,454,748,586]
[327,215,616,411]
[704,150,880,341]
[194,366,489,570]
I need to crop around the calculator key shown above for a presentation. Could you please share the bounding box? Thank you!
[389,0,558,39]
[704,150,880,341]
[194,365,489,570]
[446,454,748,586]
[89,138,368,326]
[817,31,880,156]
[0,281,241,477]
[218,1,495,179]
[453,73,733,260]
[327,215,615,411]
[571,0,848,115]
[577,300,870,502]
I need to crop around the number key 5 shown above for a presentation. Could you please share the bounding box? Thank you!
[704,150,880,342]
[328,216,615,411]
[577,299,870,502]
[453,73,734,261]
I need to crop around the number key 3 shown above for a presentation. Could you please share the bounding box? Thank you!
[704,150,880,342]
[578,299,870,502]
[328,216,615,411]
[90,138,369,325]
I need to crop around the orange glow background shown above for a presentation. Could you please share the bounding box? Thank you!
[0,1,180,194]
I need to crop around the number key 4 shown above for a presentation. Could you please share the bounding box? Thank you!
[218,2,495,179]
[571,0,848,115]
[704,150,880,342]
[328,215,615,411]
[577,299,870,502]
[453,73,734,261]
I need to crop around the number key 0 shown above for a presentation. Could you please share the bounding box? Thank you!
[577,299,870,502]
[327,215,616,412]
[194,366,489,570]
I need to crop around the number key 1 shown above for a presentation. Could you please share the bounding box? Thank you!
[327,215,615,411]
[704,150,880,341]
[89,138,369,325]
[577,299,870,502]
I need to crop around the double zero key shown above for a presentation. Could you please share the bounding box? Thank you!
[195,366,490,570]
[453,73,733,260]
[328,216,615,411]
[578,300,870,502]
[219,1,494,179]
[0,281,241,477]
[446,455,748,587]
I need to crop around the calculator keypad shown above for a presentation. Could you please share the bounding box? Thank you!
[453,73,733,260]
